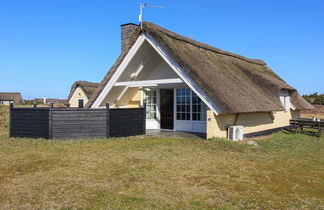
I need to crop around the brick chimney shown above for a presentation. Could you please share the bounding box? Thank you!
[121,23,138,52]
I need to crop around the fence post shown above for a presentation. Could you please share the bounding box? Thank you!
[9,103,13,137]
[48,103,53,139]
[106,103,110,138]
[143,103,146,134]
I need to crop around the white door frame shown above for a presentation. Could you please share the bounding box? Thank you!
[144,89,160,129]
[173,88,177,131]
[143,87,207,133]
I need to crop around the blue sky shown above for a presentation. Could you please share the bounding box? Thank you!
[0,0,323,99]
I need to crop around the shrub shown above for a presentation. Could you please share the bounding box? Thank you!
[303,92,324,105]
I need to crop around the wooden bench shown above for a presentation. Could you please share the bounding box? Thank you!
[289,118,324,137]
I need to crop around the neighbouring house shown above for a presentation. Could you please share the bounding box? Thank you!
[67,81,99,108]
[0,92,23,105]
[44,98,67,105]
[86,22,313,138]
[32,97,67,107]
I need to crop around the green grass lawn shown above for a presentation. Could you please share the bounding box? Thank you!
[0,128,323,209]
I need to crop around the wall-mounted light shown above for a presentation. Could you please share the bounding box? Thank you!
[130,73,137,80]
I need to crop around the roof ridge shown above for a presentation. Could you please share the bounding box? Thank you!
[74,80,99,86]
[142,22,266,66]
[0,92,21,94]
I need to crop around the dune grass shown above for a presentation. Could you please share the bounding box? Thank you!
[0,128,323,209]
[301,113,324,119]
[0,105,9,128]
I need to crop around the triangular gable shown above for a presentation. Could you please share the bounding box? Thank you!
[68,87,89,104]
[67,81,98,105]
[91,33,222,115]
[88,22,313,112]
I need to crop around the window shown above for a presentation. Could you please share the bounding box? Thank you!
[145,90,157,119]
[176,88,207,121]
[78,99,84,108]
[192,92,207,121]
[176,89,191,120]
[279,90,290,110]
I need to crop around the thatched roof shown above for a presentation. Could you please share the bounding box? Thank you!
[87,22,313,112]
[290,91,314,110]
[0,92,23,104]
[67,81,99,103]
[34,98,67,104]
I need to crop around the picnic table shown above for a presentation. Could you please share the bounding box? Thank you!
[289,118,324,137]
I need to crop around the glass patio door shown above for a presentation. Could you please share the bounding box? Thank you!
[175,88,207,133]
[144,90,160,129]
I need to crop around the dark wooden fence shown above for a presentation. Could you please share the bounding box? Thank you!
[290,119,323,137]
[10,108,50,138]
[51,108,107,139]
[109,108,146,137]
[9,103,146,139]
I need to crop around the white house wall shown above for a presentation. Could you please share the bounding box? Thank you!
[99,40,184,107]
[99,86,139,107]
[116,41,180,83]
[95,38,207,133]
[98,41,155,107]
[117,41,156,82]
[140,57,179,80]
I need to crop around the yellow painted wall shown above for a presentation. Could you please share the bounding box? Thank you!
[69,87,88,107]
[207,109,296,139]
[110,88,142,108]
[101,85,301,138]
[127,90,141,108]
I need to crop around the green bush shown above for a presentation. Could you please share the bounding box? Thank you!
[303,92,324,105]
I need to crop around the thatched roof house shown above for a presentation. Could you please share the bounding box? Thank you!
[67,81,98,108]
[86,22,313,138]
[33,98,67,105]
[0,92,23,105]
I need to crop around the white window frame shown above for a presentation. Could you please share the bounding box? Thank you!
[279,90,291,111]
[192,91,207,121]
[174,88,207,133]
[145,90,157,120]
[176,88,191,121]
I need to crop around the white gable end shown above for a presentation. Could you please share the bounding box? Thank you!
[91,33,221,115]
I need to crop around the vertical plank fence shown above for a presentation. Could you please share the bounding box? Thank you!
[109,107,146,137]
[10,106,50,138]
[9,103,146,139]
